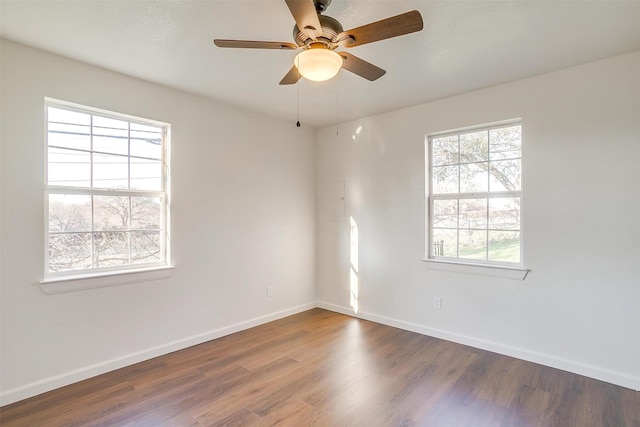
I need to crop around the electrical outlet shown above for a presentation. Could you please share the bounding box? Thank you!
[433,296,442,309]
[267,286,273,297]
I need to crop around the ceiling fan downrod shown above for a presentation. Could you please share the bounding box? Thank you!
[314,0,331,13]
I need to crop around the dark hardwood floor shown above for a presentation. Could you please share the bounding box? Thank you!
[1,308,638,426]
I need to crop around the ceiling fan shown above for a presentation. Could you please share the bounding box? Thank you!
[214,0,423,85]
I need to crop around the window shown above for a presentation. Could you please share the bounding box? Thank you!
[427,121,522,266]
[45,99,170,279]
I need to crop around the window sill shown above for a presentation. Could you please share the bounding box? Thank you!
[39,265,174,294]
[422,259,529,280]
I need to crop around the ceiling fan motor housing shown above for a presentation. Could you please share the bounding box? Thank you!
[294,14,343,49]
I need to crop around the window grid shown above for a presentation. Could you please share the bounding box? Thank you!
[428,122,522,266]
[45,99,169,277]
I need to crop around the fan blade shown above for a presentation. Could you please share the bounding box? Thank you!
[285,0,322,39]
[279,65,302,85]
[336,10,423,48]
[214,39,298,50]
[338,52,386,81]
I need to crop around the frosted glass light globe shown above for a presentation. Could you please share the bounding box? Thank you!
[294,49,343,82]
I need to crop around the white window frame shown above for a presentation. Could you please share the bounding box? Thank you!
[424,119,529,280]
[41,98,172,293]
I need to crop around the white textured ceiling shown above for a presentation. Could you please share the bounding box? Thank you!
[1,0,639,128]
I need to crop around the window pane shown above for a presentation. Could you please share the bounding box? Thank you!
[433,199,458,228]
[460,163,488,193]
[490,126,521,160]
[428,122,521,266]
[46,102,169,277]
[48,107,91,124]
[94,196,129,231]
[48,121,90,151]
[49,194,91,232]
[432,165,459,194]
[49,233,92,272]
[432,228,457,257]
[93,134,128,156]
[431,135,458,166]
[93,153,128,189]
[460,130,488,162]
[488,231,520,263]
[489,198,520,230]
[130,158,162,191]
[94,231,129,267]
[459,198,487,229]
[459,229,487,260]
[130,123,163,160]
[131,197,161,230]
[131,231,161,264]
[489,159,521,191]
[48,147,91,187]
[48,127,90,151]
[47,107,91,151]
[93,116,129,155]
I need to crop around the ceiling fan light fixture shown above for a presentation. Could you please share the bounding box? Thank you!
[294,49,343,82]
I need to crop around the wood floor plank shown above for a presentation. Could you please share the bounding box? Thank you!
[189,357,307,424]
[253,397,320,427]
[1,308,638,426]
[196,406,260,427]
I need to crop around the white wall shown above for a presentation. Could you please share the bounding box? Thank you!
[0,40,316,404]
[316,51,640,390]
[1,39,638,406]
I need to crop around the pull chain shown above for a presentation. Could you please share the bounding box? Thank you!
[296,64,301,127]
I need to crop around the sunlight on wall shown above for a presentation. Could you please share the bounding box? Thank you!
[351,125,362,140]
[350,216,359,313]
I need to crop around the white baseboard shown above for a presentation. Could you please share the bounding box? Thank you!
[0,302,316,406]
[316,301,640,392]
[3,300,637,406]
